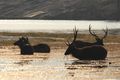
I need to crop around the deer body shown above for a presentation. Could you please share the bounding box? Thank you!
[65,45,107,60]
[33,44,50,53]
[74,40,103,48]
[20,44,34,55]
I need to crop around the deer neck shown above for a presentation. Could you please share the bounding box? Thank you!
[71,47,82,55]
[94,41,103,45]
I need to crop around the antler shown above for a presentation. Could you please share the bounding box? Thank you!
[101,27,108,39]
[65,40,71,46]
[65,27,78,46]
[73,26,78,42]
[89,25,99,38]
[89,25,108,40]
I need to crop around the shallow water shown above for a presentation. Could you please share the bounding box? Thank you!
[0,20,120,32]
[0,46,120,80]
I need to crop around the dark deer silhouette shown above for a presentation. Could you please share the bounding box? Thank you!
[33,44,50,53]
[14,37,50,54]
[64,27,108,60]
[64,36,107,60]
[68,25,108,48]
[14,37,34,55]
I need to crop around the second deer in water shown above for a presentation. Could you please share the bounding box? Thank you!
[14,37,50,55]
[71,25,108,48]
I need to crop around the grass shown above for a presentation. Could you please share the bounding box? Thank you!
[0,32,120,46]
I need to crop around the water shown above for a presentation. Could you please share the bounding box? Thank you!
[0,20,120,80]
[0,45,120,80]
[0,20,120,32]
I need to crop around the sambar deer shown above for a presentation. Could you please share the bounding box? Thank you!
[64,27,107,60]
[64,42,107,60]
[14,37,50,54]
[70,25,108,48]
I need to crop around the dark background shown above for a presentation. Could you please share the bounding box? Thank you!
[0,0,120,20]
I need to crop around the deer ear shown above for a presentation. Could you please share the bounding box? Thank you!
[65,40,71,46]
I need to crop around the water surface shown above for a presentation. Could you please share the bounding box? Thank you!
[0,20,120,32]
[0,46,120,80]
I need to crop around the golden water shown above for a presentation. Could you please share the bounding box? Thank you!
[0,46,120,80]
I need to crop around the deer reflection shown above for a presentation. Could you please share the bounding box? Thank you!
[15,59,32,66]
[65,60,108,70]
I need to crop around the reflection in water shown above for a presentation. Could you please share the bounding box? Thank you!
[0,46,120,80]
[14,60,32,66]
[14,53,50,67]
[68,72,75,77]
[65,60,110,80]
[65,60,108,70]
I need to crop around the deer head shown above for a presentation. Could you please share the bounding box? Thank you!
[65,27,78,55]
[65,40,76,55]
[14,36,30,46]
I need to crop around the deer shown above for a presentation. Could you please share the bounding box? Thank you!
[64,42,107,60]
[69,25,108,48]
[64,33,107,60]
[14,36,50,55]
[64,28,107,60]
[14,37,34,55]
